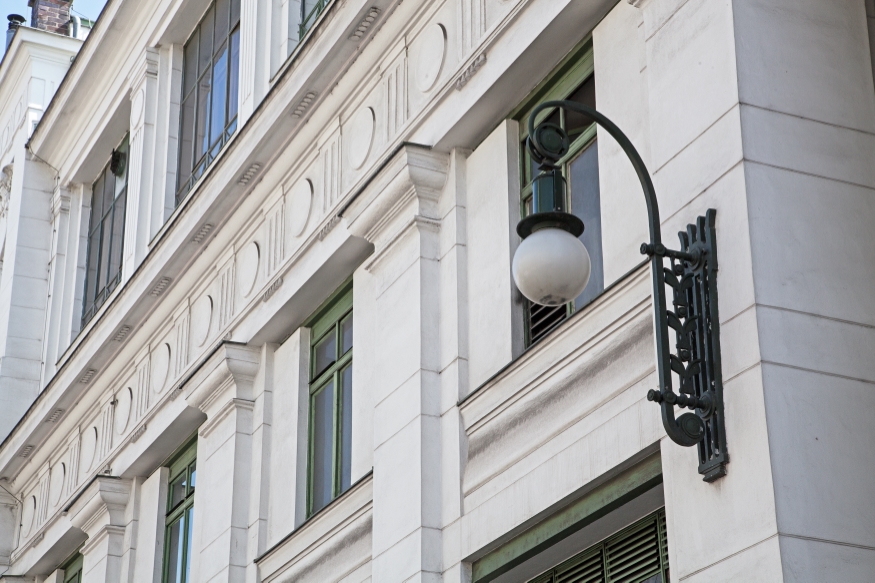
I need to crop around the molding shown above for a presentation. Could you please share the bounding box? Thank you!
[80,523,126,556]
[343,144,448,247]
[66,476,131,534]
[198,398,256,439]
[184,344,261,414]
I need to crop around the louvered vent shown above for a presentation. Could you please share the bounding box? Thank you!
[526,510,668,583]
[528,301,568,344]
[556,549,603,583]
[605,516,661,582]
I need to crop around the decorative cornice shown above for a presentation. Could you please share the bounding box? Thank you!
[342,144,448,247]
[184,344,260,415]
[198,398,256,439]
[67,476,131,534]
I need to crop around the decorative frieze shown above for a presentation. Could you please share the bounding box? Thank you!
[384,50,408,140]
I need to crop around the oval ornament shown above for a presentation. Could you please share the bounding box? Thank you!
[20,496,35,537]
[415,24,446,92]
[80,426,98,472]
[288,179,313,237]
[191,295,213,347]
[347,107,375,170]
[114,388,132,435]
[49,463,66,506]
[238,242,260,297]
[151,343,171,393]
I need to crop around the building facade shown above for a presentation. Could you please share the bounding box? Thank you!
[0,0,873,581]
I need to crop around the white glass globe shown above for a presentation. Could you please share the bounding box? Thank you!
[512,227,591,306]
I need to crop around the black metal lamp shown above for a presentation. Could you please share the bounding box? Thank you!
[512,101,728,481]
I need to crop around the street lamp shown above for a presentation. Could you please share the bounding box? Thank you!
[513,101,728,482]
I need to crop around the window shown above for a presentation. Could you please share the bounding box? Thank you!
[306,282,353,516]
[299,0,332,39]
[61,553,84,583]
[82,134,129,327]
[177,0,241,203]
[528,510,669,583]
[163,440,197,583]
[514,41,603,346]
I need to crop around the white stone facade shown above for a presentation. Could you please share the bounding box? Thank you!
[0,0,872,581]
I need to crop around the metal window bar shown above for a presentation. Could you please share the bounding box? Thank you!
[299,0,332,39]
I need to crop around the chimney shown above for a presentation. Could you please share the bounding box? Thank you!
[28,0,71,35]
[6,14,26,49]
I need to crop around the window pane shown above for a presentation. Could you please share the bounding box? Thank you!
[215,0,230,42]
[108,189,126,284]
[85,229,101,307]
[99,201,113,291]
[101,165,114,222]
[184,507,194,582]
[210,42,228,148]
[198,7,214,75]
[340,364,352,492]
[341,313,353,355]
[227,29,240,126]
[312,329,336,379]
[311,381,336,514]
[183,35,198,97]
[569,139,603,309]
[230,0,240,26]
[165,516,185,583]
[178,93,196,190]
[565,75,597,140]
[194,69,212,165]
[189,462,196,492]
[169,471,187,510]
[91,174,105,222]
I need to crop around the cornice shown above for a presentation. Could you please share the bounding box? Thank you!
[66,476,131,533]
[342,144,449,246]
[184,343,261,414]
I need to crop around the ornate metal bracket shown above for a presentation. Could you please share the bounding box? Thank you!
[525,101,729,481]
[642,211,728,481]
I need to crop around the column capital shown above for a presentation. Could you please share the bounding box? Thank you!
[184,343,260,417]
[67,476,132,535]
[343,144,449,249]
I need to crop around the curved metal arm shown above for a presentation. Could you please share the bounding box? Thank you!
[527,100,702,448]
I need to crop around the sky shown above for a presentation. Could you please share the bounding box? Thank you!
[1,0,107,57]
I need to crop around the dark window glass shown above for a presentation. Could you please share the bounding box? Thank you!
[62,554,84,583]
[569,140,603,309]
[311,380,335,513]
[82,134,129,328]
[307,285,353,516]
[165,515,185,583]
[177,0,241,204]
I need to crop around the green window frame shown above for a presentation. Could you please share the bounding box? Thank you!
[82,133,130,327]
[513,39,604,346]
[162,439,197,583]
[306,281,353,517]
[176,0,241,203]
[528,510,669,583]
[61,552,84,583]
[299,0,334,39]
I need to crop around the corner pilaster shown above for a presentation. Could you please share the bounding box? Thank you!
[123,48,160,281]
[184,343,261,583]
[344,145,449,583]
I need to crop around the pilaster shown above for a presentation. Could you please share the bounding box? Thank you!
[67,477,133,583]
[184,343,261,583]
[40,182,71,386]
[239,0,272,126]
[123,48,160,282]
[344,145,449,583]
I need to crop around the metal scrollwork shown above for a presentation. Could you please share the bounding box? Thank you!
[527,101,728,481]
